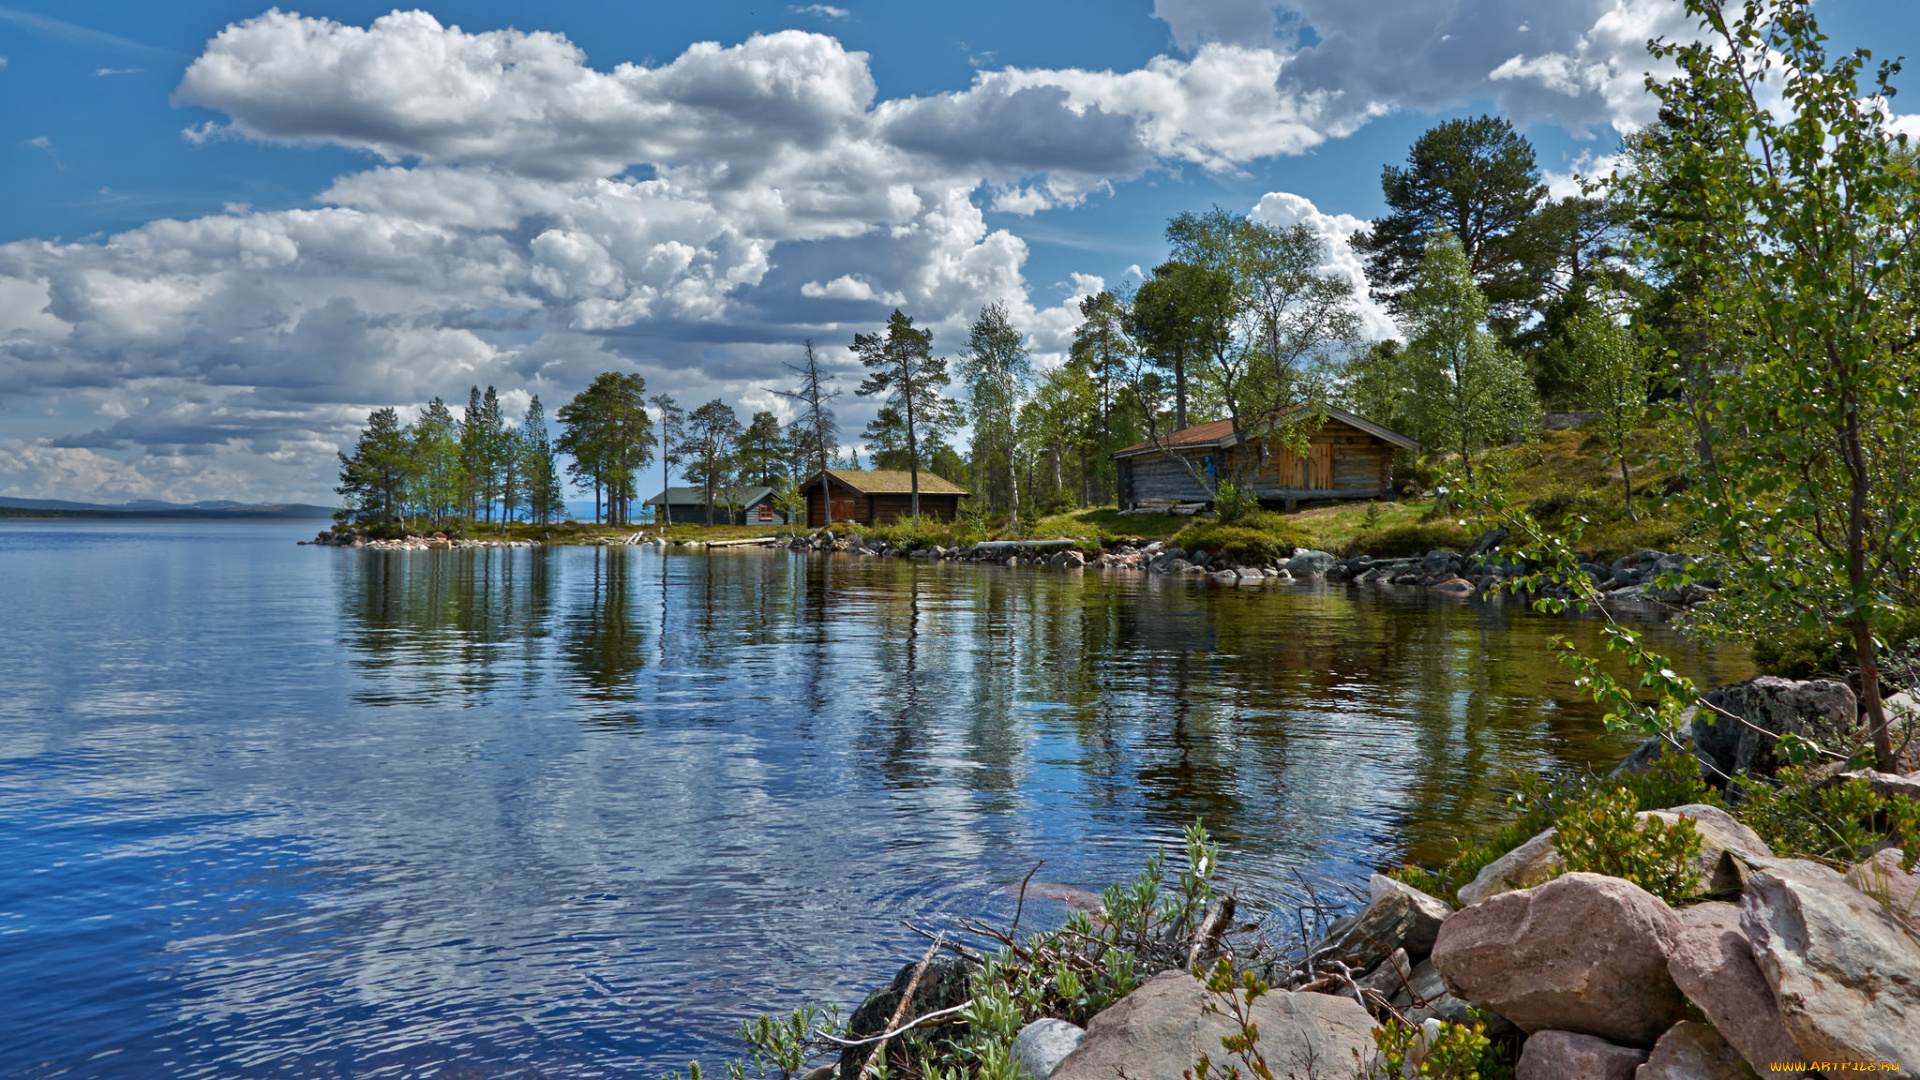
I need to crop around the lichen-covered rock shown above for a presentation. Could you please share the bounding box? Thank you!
[1742,868,1920,1069]
[1285,549,1337,578]
[1432,872,1687,1047]
[1049,971,1375,1080]
[1663,902,1807,1073]
[1456,828,1563,907]
[1516,1030,1647,1080]
[1634,1021,1750,1080]
[1690,677,1860,780]
[1011,1018,1084,1080]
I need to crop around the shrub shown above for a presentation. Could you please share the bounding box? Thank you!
[1550,787,1703,904]
[1369,1015,1511,1080]
[1348,521,1475,558]
[1212,481,1260,524]
[1735,767,1920,868]
[1177,511,1312,565]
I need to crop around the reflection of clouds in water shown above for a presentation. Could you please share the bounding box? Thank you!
[0,524,1752,1077]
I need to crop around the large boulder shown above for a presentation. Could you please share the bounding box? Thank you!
[1818,768,1920,802]
[1690,677,1861,781]
[1848,847,1920,935]
[1049,971,1376,1080]
[1515,1031,1648,1080]
[1742,867,1920,1068]
[1286,549,1337,578]
[1634,1021,1750,1080]
[837,955,976,1080]
[1431,872,1687,1047]
[1456,829,1563,907]
[1664,902,1807,1073]
[1314,875,1452,972]
[1011,1019,1085,1080]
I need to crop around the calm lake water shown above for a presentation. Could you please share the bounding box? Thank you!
[0,519,1752,1079]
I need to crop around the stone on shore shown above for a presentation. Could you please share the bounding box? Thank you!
[1456,828,1562,907]
[1049,971,1375,1080]
[1640,803,1773,897]
[1663,901,1806,1073]
[1515,1030,1647,1080]
[1315,875,1452,972]
[1742,867,1920,1068]
[1431,872,1687,1047]
[1011,1018,1085,1080]
[1848,847,1920,935]
[836,955,975,1080]
[1633,1021,1749,1080]
[1819,768,1920,802]
[1690,677,1860,780]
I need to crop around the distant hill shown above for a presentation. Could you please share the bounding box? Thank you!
[0,496,335,520]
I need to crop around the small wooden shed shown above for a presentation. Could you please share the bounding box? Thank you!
[648,485,787,526]
[798,469,968,527]
[1112,405,1418,509]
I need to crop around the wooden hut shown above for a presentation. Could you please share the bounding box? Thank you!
[798,469,968,527]
[1111,405,1417,509]
[648,485,788,526]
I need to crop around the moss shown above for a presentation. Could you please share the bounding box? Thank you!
[1347,520,1477,558]
[1176,511,1312,564]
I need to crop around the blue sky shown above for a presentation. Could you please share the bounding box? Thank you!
[1,0,1915,504]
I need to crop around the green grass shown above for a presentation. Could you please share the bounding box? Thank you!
[1175,511,1313,564]
[1030,507,1190,541]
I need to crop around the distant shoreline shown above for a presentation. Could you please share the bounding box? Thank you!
[1,504,334,521]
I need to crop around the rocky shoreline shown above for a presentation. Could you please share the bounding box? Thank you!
[782,529,1715,607]
[820,675,1918,1079]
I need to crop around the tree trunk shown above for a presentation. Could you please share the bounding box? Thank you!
[1175,350,1188,432]
[1844,399,1896,768]
[1620,452,1636,522]
[1009,444,1021,527]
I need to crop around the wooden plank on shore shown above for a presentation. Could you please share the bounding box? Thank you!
[706,536,780,547]
[969,539,1077,551]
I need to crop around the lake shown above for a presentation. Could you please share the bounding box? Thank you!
[0,519,1751,1078]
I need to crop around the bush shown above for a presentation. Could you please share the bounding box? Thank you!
[1212,481,1260,524]
[1347,520,1475,558]
[1550,787,1704,904]
[1176,511,1311,565]
[1369,1015,1512,1080]
[1736,767,1920,868]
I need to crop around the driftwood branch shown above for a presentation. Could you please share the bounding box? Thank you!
[817,1002,973,1048]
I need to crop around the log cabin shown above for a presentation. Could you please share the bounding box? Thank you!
[798,469,968,527]
[648,485,789,526]
[1112,405,1418,510]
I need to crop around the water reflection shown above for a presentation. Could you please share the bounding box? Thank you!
[332,547,1751,872]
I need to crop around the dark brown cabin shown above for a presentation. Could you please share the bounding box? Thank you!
[799,469,968,527]
[1111,405,1418,509]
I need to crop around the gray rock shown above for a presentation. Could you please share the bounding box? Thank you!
[1465,526,1509,558]
[1432,872,1687,1047]
[1664,901,1807,1073]
[1011,1018,1085,1080]
[1049,971,1375,1080]
[837,955,976,1080]
[1516,1030,1648,1080]
[1420,549,1462,577]
[1634,1021,1753,1080]
[1312,876,1451,974]
[1388,958,1517,1035]
[1819,768,1920,802]
[1691,677,1861,781]
[1285,549,1337,577]
[1742,867,1920,1068]
[1457,828,1563,907]
[1356,948,1411,999]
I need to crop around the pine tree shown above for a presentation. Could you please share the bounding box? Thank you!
[852,310,950,518]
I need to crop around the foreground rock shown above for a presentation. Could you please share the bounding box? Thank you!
[1049,971,1375,1080]
[1663,902,1806,1072]
[1456,829,1562,906]
[1314,874,1452,973]
[1742,867,1920,1069]
[1634,1021,1750,1080]
[1011,1019,1084,1080]
[836,955,975,1080]
[1515,1030,1647,1080]
[1432,873,1686,1046]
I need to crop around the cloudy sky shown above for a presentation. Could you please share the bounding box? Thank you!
[1,0,1913,506]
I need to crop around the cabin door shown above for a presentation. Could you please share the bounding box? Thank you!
[1309,443,1335,490]
[828,494,861,521]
